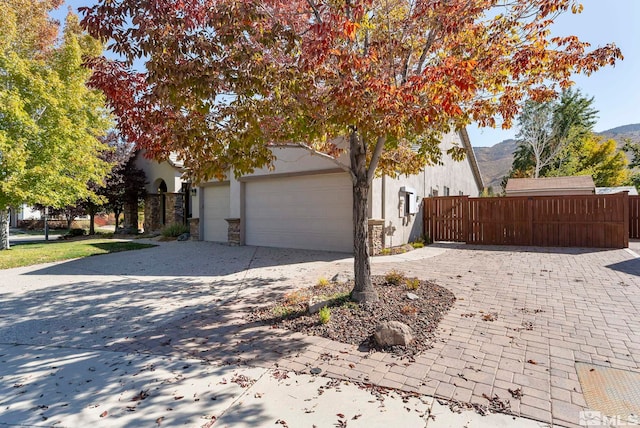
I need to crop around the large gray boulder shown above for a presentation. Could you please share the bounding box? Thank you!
[373,321,414,347]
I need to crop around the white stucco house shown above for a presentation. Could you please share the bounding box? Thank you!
[134,129,483,253]
[8,204,42,227]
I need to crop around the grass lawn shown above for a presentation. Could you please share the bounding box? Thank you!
[0,239,156,269]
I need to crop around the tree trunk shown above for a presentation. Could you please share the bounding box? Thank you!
[114,208,121,231]
[0,209,10,250]
[89,211,96,235]
[349,130,379,303]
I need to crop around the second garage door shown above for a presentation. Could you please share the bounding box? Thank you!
[202,184,230,242]
[245,173,353,252]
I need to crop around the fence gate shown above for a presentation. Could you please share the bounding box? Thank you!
[424,193,630,248]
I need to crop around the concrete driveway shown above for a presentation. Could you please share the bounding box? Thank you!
[1,239,639,427]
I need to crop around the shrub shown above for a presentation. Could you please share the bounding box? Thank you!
[384,269,407,286]
[410,241,424,249]
[284,291,305,306]
[400,305,418,316]
[67,228,86,237]
[161,223,190,238]
[316,277,330,287]
[380,248,391,255]
[406,277,420,290]
[318,306,331,324]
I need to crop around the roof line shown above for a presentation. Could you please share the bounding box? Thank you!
[458,127,485,191]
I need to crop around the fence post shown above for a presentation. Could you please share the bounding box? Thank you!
[423,198,431,243]
[623,191,629,248]
[463,196,470,243]
[528,197,533,246]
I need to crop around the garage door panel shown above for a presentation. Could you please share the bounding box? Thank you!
[245,173,353,252]
[203,185,230,242]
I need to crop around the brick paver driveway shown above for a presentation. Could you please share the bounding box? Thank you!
[2,241,639,427]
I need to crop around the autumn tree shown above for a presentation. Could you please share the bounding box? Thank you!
[99,141,147,232]
[82,0,621,302]
[0,5,112,249]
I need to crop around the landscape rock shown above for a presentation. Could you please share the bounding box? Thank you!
[406,292,419,300]
[177,233,190,241]
[374,321,414,347]
[331,272,354,283]
[308,299,332,314]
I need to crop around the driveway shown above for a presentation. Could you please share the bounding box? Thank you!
[1,240,639,427]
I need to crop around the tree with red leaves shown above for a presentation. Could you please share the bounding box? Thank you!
[81,0,621,301]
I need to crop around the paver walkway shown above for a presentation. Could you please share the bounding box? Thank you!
[2,240,639,427]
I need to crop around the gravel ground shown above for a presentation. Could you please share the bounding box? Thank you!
[250,275,456,357]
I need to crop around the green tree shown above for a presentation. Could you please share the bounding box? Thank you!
[547,134,628,186]
[0,6,112,249]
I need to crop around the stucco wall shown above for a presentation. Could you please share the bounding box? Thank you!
[134,151,184,194]
[371,131,482,246]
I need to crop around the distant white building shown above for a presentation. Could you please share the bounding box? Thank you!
[9,204,42,227]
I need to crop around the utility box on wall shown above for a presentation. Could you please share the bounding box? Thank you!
[400,186,418,215]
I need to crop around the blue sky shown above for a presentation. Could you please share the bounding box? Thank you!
[54,0,639,147]
[468,0,640,146]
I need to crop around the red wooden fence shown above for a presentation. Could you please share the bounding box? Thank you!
[630,195,640,239]
[424,193,630,248]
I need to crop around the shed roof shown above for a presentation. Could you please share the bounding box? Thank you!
[505,176,595,193]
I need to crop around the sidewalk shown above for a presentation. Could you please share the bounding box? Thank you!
[0,343,542,427]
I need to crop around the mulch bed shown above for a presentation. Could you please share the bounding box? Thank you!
[249,275,456,357]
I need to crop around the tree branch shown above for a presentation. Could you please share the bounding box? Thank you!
[416,28,437,75]
[306,0,323,23]
[367,136,386,183]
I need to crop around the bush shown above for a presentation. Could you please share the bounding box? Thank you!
[161,223,190,238]
[316,277,330,287]
[384,269,407,286]
[410,241,424,249]
[406,277,420,290]
[67,228,86,237]
[318,306,331,324]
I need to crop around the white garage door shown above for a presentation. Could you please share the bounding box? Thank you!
[245,173,353,252]
[202,185,230,242]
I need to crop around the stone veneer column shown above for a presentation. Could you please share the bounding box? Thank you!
[367,219,385,255]
[189,218,200,240]
[144,194,161,233]
[225,218,241,246]
[122,202,139,233]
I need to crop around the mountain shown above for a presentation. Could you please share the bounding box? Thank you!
[473,139,518,190]
[472,123,640,190]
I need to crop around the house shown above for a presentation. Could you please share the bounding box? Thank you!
[9,204,42,228]
[134,129,483,253]
[505,176,595,197]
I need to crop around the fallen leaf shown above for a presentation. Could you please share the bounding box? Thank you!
[337,413,345,418]
[100,411,108,418]
[174,396,184,400]
[131,390,149,401]
[156,416,164,425]
[527,359,537,365]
